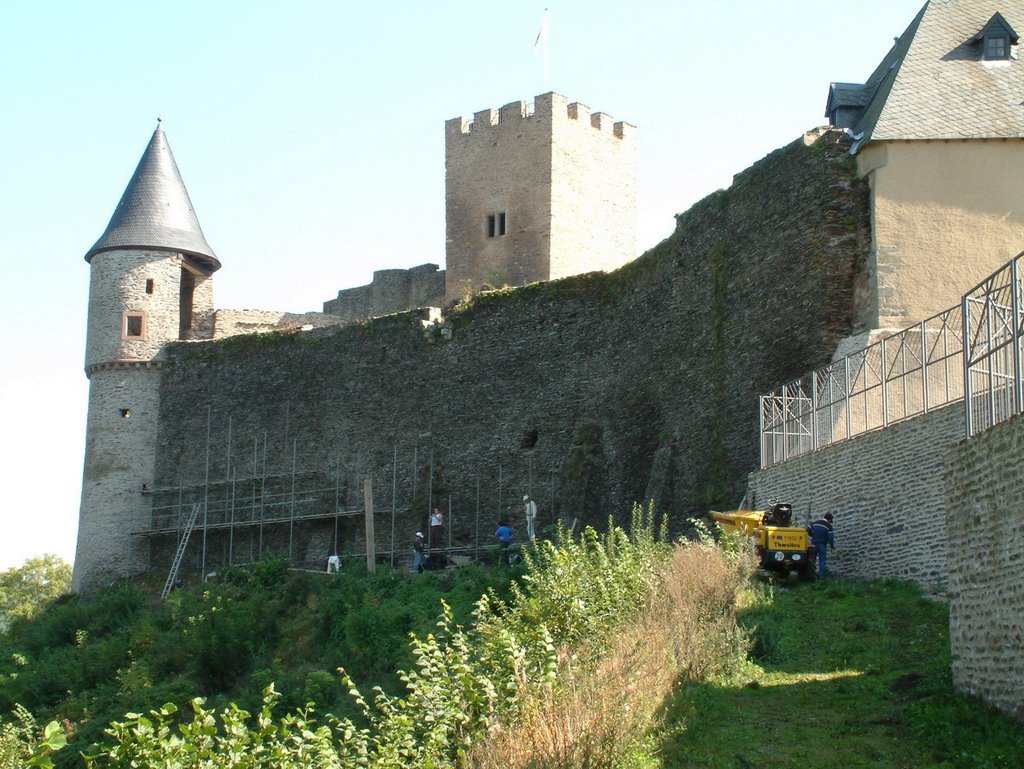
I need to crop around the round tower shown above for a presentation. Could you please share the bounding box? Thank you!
[74,121,220,592]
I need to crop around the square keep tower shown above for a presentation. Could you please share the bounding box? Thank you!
[444,91,636,302]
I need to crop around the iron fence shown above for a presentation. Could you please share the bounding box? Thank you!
[761,251,1024,466]
[964,254,1024,436]
[760,306,964,468]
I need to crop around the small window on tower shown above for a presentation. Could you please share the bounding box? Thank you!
[145,279,154,294]
[123,312,145,339]
[486,212,508,237]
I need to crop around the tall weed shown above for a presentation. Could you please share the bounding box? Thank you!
[468,540,754,769]
[84,507,752,768]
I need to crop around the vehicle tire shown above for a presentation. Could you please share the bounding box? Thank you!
[798,561,816,582]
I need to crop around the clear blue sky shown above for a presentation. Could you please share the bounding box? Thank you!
[0,0,924,570]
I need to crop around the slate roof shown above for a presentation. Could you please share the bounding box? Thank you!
[86,121,220,272]
[828,82,874,109]
[849,0,1024,150]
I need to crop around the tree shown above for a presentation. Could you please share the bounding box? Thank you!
[0,555,72,632]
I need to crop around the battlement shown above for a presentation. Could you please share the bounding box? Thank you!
[445,92,634,142]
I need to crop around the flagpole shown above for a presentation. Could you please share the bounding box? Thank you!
[544,19,550,92]
[535,9,550,92]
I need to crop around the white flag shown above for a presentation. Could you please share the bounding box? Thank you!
[534,9,549,54]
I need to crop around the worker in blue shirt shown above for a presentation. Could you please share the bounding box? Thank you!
[495,521,514,564]
[809,512,836,578]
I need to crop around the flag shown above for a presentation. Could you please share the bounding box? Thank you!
[534,9,549,54]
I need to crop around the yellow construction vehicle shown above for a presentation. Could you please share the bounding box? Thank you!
[710,502,816,580]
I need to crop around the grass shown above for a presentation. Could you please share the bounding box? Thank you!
[654,579,1024,769]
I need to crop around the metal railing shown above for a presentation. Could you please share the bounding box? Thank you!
[964,254,1024,436]
[760,306,964,468]
[761,251,1024,467]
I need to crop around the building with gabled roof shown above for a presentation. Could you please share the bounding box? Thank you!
[826,0,1024,334]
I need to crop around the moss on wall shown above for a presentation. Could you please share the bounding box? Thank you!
[148,130,870,575]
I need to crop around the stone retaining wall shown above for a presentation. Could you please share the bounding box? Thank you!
[745,403,964,586]
[945,412,1024,721]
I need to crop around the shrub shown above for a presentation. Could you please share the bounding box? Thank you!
[0,706,66,769]
[80,507,754,769]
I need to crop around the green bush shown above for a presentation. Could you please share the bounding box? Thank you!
[0,706,66,769]
[84,507,704,768]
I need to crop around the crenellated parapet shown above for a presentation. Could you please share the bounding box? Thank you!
[445,91,635,144]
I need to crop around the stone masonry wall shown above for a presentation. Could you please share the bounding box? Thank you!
[549,101,636,280]
[76,248,214,592]
[214,309,346,339]
[445,96,555,300]
[86,250,214,365]
[945,413,1024,721]
[141,130,870,580]
[321,263,446,322]
[746,403,963,586]
[74,366,162,592]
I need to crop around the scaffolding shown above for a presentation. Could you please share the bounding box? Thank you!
[135,418,560,579]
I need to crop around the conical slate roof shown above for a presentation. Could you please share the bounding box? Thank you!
[85,121,220,272]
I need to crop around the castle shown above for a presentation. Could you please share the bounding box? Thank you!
[74,0,1024,719]
[74,94,636,592]
[322,92,636,320]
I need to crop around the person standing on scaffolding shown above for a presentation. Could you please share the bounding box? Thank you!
[430,506,443,548]
[523,494,537,541]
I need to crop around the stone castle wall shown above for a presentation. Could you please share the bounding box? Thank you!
[76,248,216,591]
[745,403,963,587]
[322,263,446,322]
[143,131,870,580]
[549,102,635,280]
[214,309,347,339]
[74,366,162,591]
[945,412,1024,721]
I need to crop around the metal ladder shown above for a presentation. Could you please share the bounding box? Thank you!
[161,503,201,600]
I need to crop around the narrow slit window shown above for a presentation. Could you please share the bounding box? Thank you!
[179,267,196,339]
[145,278,154,294]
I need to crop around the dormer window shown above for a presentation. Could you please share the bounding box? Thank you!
[984,34,1010,59]
[972,12,1019,61]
